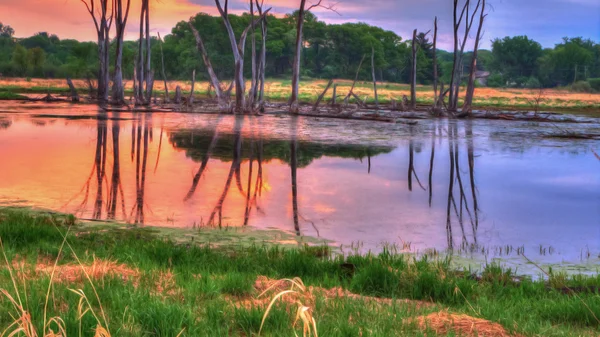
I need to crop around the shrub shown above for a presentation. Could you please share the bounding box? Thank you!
[571,81,593,93]
[487,73,504,88]
[588,78,600,92]
[524,76,542,89]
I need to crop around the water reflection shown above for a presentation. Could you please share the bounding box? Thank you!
[0,109,598,264]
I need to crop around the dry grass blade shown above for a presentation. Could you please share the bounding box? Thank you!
[257,277,306,299]
[0,238,24,310]
[293,304,318,337]
[258,278,318,337]
[259,289,297,335]
[93,325,111,337]
[52,225,110,334]
[44,224,72,333]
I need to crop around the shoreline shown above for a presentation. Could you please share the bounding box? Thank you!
[1,207,600,336]
[1,77,599,113]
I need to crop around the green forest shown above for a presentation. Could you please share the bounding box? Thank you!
[0,12,599,91]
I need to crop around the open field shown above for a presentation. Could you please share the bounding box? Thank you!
[1,77,599,112]
[1,207,600,336]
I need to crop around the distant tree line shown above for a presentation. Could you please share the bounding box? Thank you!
[0,15,598,91]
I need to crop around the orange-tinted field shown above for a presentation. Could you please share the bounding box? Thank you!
[1,77,598,110]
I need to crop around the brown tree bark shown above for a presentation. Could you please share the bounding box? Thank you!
[462,0,487,114]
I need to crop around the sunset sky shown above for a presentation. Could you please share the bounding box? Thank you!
[1,0,599,50]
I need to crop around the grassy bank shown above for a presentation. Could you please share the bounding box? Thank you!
[1,77,599,112]
[1,208,600,336]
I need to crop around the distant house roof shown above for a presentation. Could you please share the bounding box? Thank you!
[475,71,490,78]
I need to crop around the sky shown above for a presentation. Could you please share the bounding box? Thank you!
[1,0,599,50]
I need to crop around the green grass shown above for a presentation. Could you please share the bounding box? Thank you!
[0,91,28,100]
[1,208,600,336]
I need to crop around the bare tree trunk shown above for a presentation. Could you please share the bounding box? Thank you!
[144,0,152,104]
[312,79,333,111]
[463,0,487,114]
[174,86,182,104]
[249,0,257,109]
[157,32,169,103]
[432,17,439,111]
[66,77,80,102]
[112,0,131,105]
[137,0,147,104]
[344,54,366,104]
[449,0,462,111]
[188,22,227,110]
[215,1,245,113]
[331,84,337,105]
[289,0,307,114]
[371,46,379,109]
[189,69,196,105]
[449,0,481,111]
[256,0,268,112]
[81,0,112,105]
[97,35,109,104]
[213,1,270,113]
[410,29,418,110]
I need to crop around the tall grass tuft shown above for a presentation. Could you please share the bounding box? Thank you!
[258,277,318,337]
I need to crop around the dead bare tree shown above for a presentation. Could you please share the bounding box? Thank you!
[344,54,366,105]
[312,79,333,111]
[80,0,113,104]
[136,0,152,105]
[189,69,196,105]
[66,77,80,102]
[371,46,379,109]
[214,0,271,113]
[289,0,338,113]
[157,32,169,103]
[189,5,270,113]
[410,29,418,110]
[462,0,487,114]
[449,0,482,112]
[188,21,229,111]
[256,0,268,111]
[248,0,257,109]
[432,17,440,112]
[112,0,131,105]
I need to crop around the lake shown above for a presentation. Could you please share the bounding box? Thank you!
[1,101,599,271]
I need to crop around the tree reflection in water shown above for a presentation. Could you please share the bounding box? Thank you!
[59,114,481,246]
[444,121,480,250]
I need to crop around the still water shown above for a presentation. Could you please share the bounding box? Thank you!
[0,102,599,266]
